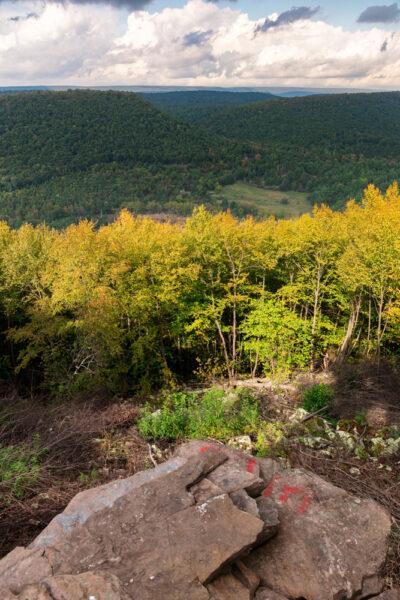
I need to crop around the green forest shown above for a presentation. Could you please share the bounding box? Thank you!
[0,91,252,226]
[137,90,277,118]
[157,91,400,207]
[1,90,400,226]
[0,183,398,394]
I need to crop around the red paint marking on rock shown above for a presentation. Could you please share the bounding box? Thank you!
[262,474,282,497]
[199,445,211,453]
[297,492,312,515]
[279,485,303,504]
[278,484,313,516]
[247,458,257,474]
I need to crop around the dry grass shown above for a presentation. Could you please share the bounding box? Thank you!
[0,392,148,556]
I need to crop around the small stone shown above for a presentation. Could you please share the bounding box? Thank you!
[349,467,361,476]
[228,436,253,453]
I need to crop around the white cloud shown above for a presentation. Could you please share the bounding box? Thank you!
[0,0,400,88]
[0,3,119,82]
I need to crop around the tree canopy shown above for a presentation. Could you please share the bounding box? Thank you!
[0,184,399,394]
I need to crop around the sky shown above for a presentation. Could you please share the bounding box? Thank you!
[1,0,400,88]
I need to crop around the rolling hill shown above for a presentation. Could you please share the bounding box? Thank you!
[138,90,278,115]
[166,92,400,207]
[0,90,253,226]
[1,89,400,226]
[192,92,400,156]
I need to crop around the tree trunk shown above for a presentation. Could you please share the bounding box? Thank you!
[336,295,362,364]
[310,265,323,369]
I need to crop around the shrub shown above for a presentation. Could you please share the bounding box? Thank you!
[254,421,288,458]
[302,383,334,413]
[138,387,260,442]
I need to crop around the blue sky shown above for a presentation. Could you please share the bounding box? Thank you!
[149,1,399,28]
[1,0,400,87]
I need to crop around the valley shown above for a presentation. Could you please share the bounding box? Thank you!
[213,182,311,219]
[0,89,399,225]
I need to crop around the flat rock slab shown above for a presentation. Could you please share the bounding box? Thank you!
[0,446,264,600]
[176,440,265,496]
[245,468,392,600]
[4,572,130,600]
[373,591,400,600]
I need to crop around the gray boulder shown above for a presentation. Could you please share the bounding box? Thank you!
[0,445,266,600]
[244,467,392,600]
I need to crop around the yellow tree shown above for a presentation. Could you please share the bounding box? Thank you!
[275,205,347,367]
[339,184,400,360]
[181,207,278,380]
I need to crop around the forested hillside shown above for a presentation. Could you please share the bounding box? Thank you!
[171,92,400,206]
[138,90,277,120]
[0,184,398,393]
[2,90,400,225]
[0,91,253,226]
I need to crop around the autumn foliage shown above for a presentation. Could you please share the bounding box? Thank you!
[0,183,399,393]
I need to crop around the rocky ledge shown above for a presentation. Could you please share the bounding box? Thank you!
[0,440,397,600]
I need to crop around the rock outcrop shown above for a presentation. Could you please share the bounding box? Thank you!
[0,440,394,600]
[244,467,392,600]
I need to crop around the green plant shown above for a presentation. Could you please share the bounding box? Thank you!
[355,411,368,427]
[302,383,334,413]
[79,469,99,485]
[137,387,260,442]
[242,298,312,377]
[0,439,43,500]
[254,421,288,458]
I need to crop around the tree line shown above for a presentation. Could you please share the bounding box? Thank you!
[0,183,398,394]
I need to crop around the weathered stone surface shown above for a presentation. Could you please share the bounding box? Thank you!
[7,572,129,600]
[229,491,279,547]
[373,590,400,600]
[255,588,288,600]
[176,440,266,497]
[207,573,251,600]
[257,458,283,483]
[245,468,392,600]
[230,489,259,517]
[0,547,52,595]
[233,560,260,596]
[0,446,264,600]
[166,493,264,584]
[190,478,224,503]
[255,497,280,545]
[208,460,264,496]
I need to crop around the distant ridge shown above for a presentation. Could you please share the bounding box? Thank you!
[0,85,380,97]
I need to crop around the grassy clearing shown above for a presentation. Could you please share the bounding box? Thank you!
[215,182,311,218]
